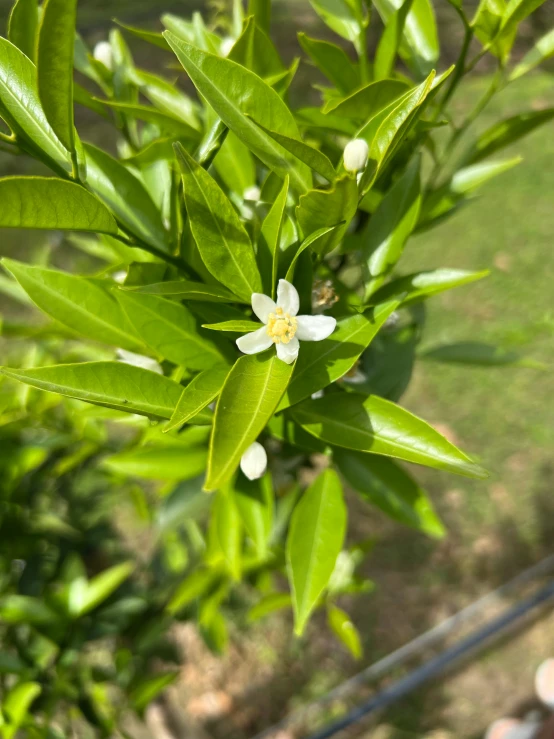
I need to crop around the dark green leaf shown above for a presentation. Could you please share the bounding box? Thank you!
[8,0,39,62]
[165,366,229,432]
[297,33,360,94]
[308,0,367,51]
[248,0,271,33]
[421,341,530,366]
[259,176,289,296]
[116,20,170,50]
[130,672,179,713]
[234,473,273,558]
[297,175,358,255]
[285,225,342,282]
[96,99,201,139]
[229,16,283,77]
[375,0,415,80]
[0,595,58,625]
[469,109,554,163]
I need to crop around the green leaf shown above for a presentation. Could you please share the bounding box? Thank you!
[213,488,242,580]
[116,290,227,371]
[285,225,342,282]
[130,672,179,713]
[0,595,58,625]
[75,562,134,617]
[203,320,262,333]
[175,143,262,303]
[166,568,222,614]
[370,268,490,306]
[297,33,360,94]
[251,122,337,182]
[122,280,241,303]
[248,0,271,33]
[0,177,117,234]
[286,468,347,636]
[450,157,522,193]
[83,143,169,252]
[247,592,292,622]
[291,393,488,478]
[374,0,415,80]
[229,16,283,78]
[0,362,184,419]
[362,157,421,293]
[164,34,312,193]
[308,0,366,51]
[95,100,201,139]
[510,28,554,80]
[103,442,208,481]
[373,0,439,78]
[421,341,528,366]
[2,682,41,739]
[205,353,294,491]
[234,473,273,558]
[471,0,506,48]
[498,0,548,48]
[3,260,142,350]
[165,366,229,432]
[334,449,445,537]
[8,0,39,62]
[324,79,409,120]
[259,176,289,296]
[468,109,554,163]
[297,175,358,256]
[213,131,256,195]
[0,37,70,173]
[279,299,401,410]
[37,0,77,153]
[116,20,170,50]
[327,604,362,658]
[131,68,202,131]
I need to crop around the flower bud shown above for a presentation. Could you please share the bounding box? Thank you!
[116,349,163,375]
[536,659,554,709]
[240,441,267,480]
[343,138,369,173]
[93,41,113,70]
[220,37,235,57]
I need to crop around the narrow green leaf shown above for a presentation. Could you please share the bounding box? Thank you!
[203,320,262,333]
[297,33,360,94]
[95,99,201,139]
[213,488,242,580]
[103,443,208,481]
[0,177,117,233]
[122,280,242,303]
[234,473,273,558]
[297,175,358,255]
[287,468,347,636]
[78,562,134,616]
[334,449,445,537]
[308,0,366,51]
[370,268,490,306]
[84,143,169,252]
[292,393,488,478]
[0,37,70,173]
[164,33,312,193]
[213,131,255,195]
[165,366,229,432]
[166,568,222,614]
[247,592,292,622]
[8,0,39,62]
[229,16,283,77]
[3,259,142,350]
[175,143,262,303]
[205,353,294,491]
[285,225,342,282]
[0,595,58,625]
[327,604,362,658]
[259,176,289,296]
[279,299,401,410]
[0,362,184,419]
[2,682,41,739]
[116,20,170,50]
[130,672,179,713]
[248,0,271,33]
[469,109,554,163]
[374,0,415,80]
[510,28,554,80]
[117,290,227,370]
[37,0,77,153]
[421,341,527,366]
[324,79,410,119]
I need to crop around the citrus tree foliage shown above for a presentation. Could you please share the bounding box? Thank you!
[0,0,551,733]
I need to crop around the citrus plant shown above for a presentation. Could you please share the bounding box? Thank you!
[0,0,552,732]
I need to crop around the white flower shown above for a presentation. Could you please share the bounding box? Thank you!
[344,138,369,173]
[112,270,127,284]
[219,37,235,57]
[240,442,267,480]
[236,279,336,365]
[243,185,261,202]
[116,349,163,375]
[93,41,113,70]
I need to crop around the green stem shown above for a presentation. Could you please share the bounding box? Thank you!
[438,14,473,116]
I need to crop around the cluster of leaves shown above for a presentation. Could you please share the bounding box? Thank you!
[0,0,552,733]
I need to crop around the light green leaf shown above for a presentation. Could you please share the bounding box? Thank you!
[374,0,415,80]
[76,562,134,617]
[248,0,271,33]
[175,143,262,303]
[103,443,208,481]
[213,131,256,195]
[451,157,522,193]
[279,299,401,410]
[510,28,554,80]
[165,366,229,432]
[3,259,142,350]
[166,568,222,614]
[259,176,289,296]
[130,672,179,713]
[0,362,184,419]
[203,320,262,333]
[0,595,58,625]
[229,16,283,77]
[285,225,342,282]
[291,393,488,478]
[8,0,39,62]
[0,37,70,173]
[116,20,170,50]
[123,280,242,303]
[0,177,117,234]
[421,341,528,366]
[327,604,362,658]
[370,268,490,306]
[287,468,347,636]
[308,0,366,51]
[247,592,292,622]
[297,175,358,255]
[498,0,548,47]
[471,0,506,48]
[164,34,312,193]
[213,488,242,580]
[116,290,227,370]
[324,79,410,120]
[94,100,201,139]
[334,450,445,537]
[2,682,41,739]
[297,33,360,94]
[469,109,554,163]
[234,473,273,558]
[373,0,439,78]
[83,143,169,252]
[131,68,201,130]
[205,353,294,491]
[37,0,77,153]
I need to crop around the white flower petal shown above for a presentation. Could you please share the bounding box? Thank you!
[277,279,299,317]
[276,336,299,364]
[236,326,273,355]
[251,293,277,324]
[240,441,267,480]
[116,349,163,375]
[295,315,337,342]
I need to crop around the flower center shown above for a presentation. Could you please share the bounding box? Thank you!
[266,307,297,345]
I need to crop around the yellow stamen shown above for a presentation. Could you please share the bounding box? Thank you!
[266,308,297,345]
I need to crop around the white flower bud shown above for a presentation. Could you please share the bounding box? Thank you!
[116,349,163,375]
[93,41,113,70]
[240,441,267,481]
[112,270,127,284]
[535,659,554,709]
[343,138,369,173]
[243,185,261,202]
[220,37,235,57]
